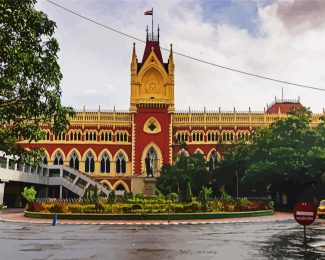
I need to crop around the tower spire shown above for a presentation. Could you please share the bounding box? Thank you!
[168,43,174,74]
[131,42,137,75]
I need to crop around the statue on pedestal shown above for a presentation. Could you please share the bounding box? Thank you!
[145,147,157,177]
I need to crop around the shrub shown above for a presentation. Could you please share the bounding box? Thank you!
[131,203,142,211]
[185,201,201,213]
[27,201,44,212]
[22,186,37,202]
[95,203,105,213]
[236,197,253,211]
[135,193,145,200]
[108,190,116,203]
[198,186,213,204]
[220,187,233,202]
[224,201,236,211]
[47,202,68,213]
[207,200,225,212]
[185,181,193,203]
[83,205,96,213]
[169,193,179,202]
[155,188,165,199]
[68,204,84,213]
[49,204,62,213]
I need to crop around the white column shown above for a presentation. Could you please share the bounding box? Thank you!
[59,186,63,199]
[0,182,5,205]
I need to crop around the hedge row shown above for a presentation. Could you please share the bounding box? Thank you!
[27,198,273,214]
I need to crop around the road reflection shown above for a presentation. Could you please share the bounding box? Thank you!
[0,219,323,259]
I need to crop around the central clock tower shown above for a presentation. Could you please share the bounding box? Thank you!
[130,27,175,177]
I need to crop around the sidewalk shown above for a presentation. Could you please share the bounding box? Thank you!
[0,209,294,225]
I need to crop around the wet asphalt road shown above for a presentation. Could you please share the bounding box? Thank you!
[0,219,324,260]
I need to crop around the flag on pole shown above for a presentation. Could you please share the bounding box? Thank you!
[144,9,153,15]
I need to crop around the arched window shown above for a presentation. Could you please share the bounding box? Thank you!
[222,132,227,143]
[69,151,79,170]
[209,151,217,171]
[42,156,48,165]
[116,153,126,173]
[85,152,94,173]
[53,152,63,165]
[176,131,189,142]
[100,152,110,173]
[145,147,158,177]
[115,183,126,191]
[42,131,50,140]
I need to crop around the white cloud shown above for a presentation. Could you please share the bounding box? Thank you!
[37,0,325,112]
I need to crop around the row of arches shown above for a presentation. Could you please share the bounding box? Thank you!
[41,130,130,142]
[44,149,129,174]
[175,130,251,143]
[100,180,130,192]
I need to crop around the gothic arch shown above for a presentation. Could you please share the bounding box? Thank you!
[138,58,168,83]
[98,149,113,160]
[82,148,98,161]
[66,149,82,161]
[50,148,66,162]
[113,149,129,161]
[99,180,113,190]
[42,149,50,162]
[113,180,130,192]
[178,148,189,157]
[194,148,206,159]
[140,142,163,173]
[207,149,222,161]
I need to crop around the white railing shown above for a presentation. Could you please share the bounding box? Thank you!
[0,151,115,198]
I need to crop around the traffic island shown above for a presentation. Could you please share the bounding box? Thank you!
[24,209,274,220]
[23,197,274,221]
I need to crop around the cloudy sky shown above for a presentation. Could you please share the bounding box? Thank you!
[37,0,325,112]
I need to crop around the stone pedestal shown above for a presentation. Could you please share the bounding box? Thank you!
[143,177,157,197]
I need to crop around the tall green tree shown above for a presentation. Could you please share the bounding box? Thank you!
[0,0,74,161]
[222,108,325,196]
[157,153,212,199]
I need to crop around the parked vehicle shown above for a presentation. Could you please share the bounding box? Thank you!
[317,200,325,218]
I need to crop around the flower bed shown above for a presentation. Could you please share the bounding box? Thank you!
[26,197,274,215]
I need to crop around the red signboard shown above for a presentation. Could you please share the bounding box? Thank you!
[293,202,317,226]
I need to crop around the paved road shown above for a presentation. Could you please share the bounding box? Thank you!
[0,216,324,259]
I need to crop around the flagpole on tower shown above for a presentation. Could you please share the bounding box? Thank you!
[151,8,154,39]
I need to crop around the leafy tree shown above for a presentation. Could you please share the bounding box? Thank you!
[157,153,212,199]
[222,108,325,198]
[21,186,36,202]
[0,0,74,162]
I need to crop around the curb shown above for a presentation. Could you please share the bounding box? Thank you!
[23,210,275,221]
[0,216,294,226]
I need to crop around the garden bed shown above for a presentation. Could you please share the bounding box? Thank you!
[24,197,274,220]
[24,209,274,220]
